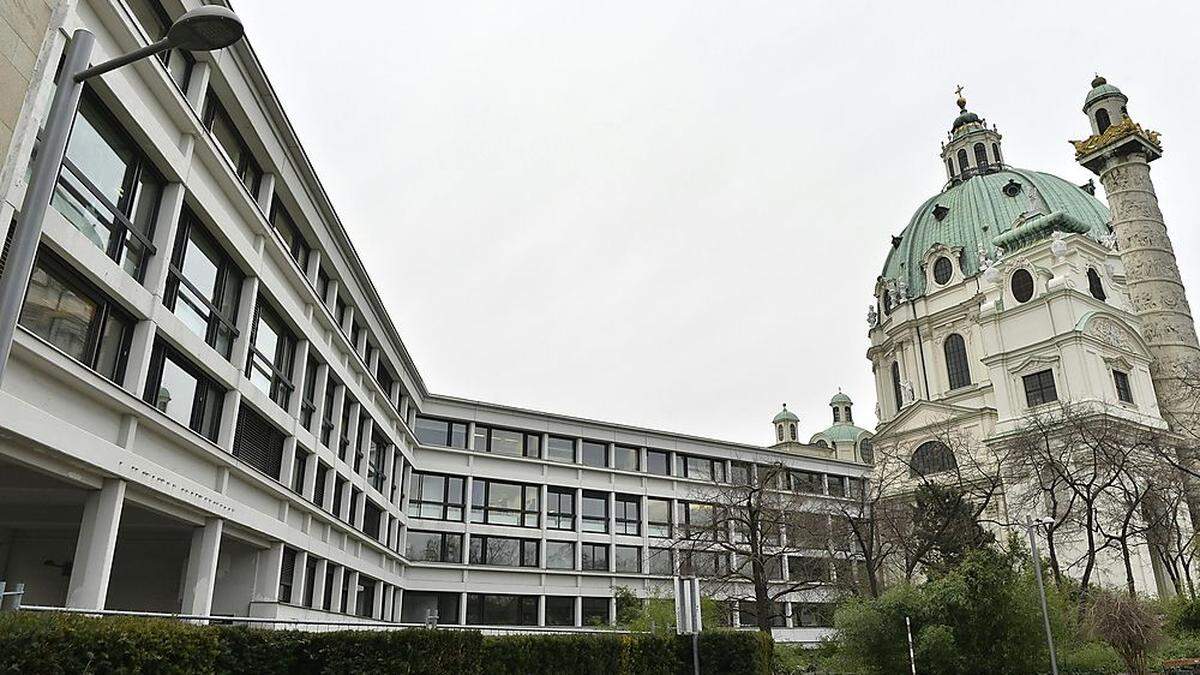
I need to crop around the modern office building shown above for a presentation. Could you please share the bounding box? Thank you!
[0,0,870,643]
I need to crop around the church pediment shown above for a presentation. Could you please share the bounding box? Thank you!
[1074,311,1150,357]
[874,399,987,439]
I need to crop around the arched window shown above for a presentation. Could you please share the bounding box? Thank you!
[1096,108,1111,133]
[946,158,955,176]
[776,426,783,442]
[883,290,893,314]
[1087,268,1107,301]
[891,361,904,412]
[944,333,971,390]
[859,438,874,464]
[789,424,797,441]
[973,142,988,168]
[1011,268,1034,303]
[911,441,956,477]
[956,148,969,174]
[992,143,1002,165]
[815,440,828,448]
[833,407,841,423]
[845,406,853,423]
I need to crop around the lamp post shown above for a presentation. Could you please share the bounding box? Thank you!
[1026,515,1059,675]
[0,6,243,385]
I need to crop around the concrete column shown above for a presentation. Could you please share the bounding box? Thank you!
[310,558,328,610]
[537,595,546,626]
[371,579,384,619]
[302,451,319,502]
[65,479,126,609]
[292,550,309,605]
[185,60,211,111]
[340,303,354,337]
[216,390,241,451]
[279,437,298,492]
[323,279,339,313]
[231,276,260,373]
[388,381,401,411]
[329,565,345,613]
[382,584,394,622]
[253,542,284,603]
[343,570,359,615]
[310,362,330,437]
[288,339,310,419]
[328,382,345,453]
[256,173,275,215]
[305,248,322,288]
[357,415,374,479]
[180,518,224,616]
[143,182,186,300]
[123,320,157,395]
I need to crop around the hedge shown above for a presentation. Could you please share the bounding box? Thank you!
[0,612,773,675]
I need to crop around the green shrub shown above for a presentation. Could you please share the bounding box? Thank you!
[1165,596,1200,633]
[0,612,772,675]
[1058,641,1123,675]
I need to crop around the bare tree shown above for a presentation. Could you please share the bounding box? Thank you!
[663,461,857,632]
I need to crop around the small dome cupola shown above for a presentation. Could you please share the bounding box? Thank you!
[830,390,854,425]
[939,85,1004,185]
[772,404,799,443]
[1082,74,1128,135]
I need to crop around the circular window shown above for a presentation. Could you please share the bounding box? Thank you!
[1011,268,1034,303]
[933,256,953,285]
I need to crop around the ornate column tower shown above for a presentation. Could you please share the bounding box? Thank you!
[1073,76,1200,445]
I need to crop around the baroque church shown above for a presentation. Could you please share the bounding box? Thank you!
[830,77,1200,595]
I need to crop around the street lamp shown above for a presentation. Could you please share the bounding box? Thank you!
[1025,515,1059,675]
[0,6,243,384]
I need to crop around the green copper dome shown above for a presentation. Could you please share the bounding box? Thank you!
[880,168,1110,300]
[1084,75,1125,110]
[773,405,799,424]
[830,392,852,405]
[810,423,870,444]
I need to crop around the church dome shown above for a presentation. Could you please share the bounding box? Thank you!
[880,168,1110,300]
[772,405,799,424]
[1084,75,1126,110]
[830,392,852,405]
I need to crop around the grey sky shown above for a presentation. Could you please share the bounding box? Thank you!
[231,0,1200,445]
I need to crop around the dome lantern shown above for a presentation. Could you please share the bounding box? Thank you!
[830,390,854,425]
[940,85,1004,185]
[772,404,799,444]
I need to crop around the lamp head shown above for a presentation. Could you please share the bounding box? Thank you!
[168,6,244,51]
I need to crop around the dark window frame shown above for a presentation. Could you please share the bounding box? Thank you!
[245,295,297,410]
[471,478,540,528]
[1023,369,1058,407]
[1113,370,1134,404]
[407,471,465,522]
[944,333,971,390]
[201,91,264,196]
[164,209,242,359]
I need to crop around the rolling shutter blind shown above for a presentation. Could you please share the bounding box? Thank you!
[233,405,284,479]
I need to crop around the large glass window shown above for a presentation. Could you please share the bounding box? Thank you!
[944,333,971,390]
[546,436,575,463]
[125,0,193,91]
[246,297,296,409]
[1023,369,1058,407]
[53,90,163,281]
[474,425,539,458]
[19,250,132,383]
[320,375,338,446]
[615,495,640,536]
[581,491,608,533]
[401,591,460,624]
[300,355,319,429]
[143,339,223,441]
[545,541,575,570]
[581,543,609,571]
[581,598,609,626]
[677,454,724,482]
[405,531,462,563]
[202,93,263,195]
[649,548,673,576]
[269,199,309,271]
[614,445,639,471]
[581,440,607,468]
[544,596,575,626]
[793,603,835,628]
[165,211,242,359]
[471,479,539,527]
[614,545,641,573]
[546,487,575,530]
[469,535,538,568]
[414,416,468,448]
[910,441,957,477]
[646,449,670,476]
[647,498,672,538]
[465,594,537,626]
[678,502,716,538]
[407,471,464,521]
[790,470,823,494]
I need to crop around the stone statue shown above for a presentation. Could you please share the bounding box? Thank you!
[900,379,914,405]
[1050,230,1068,260]
[867,305,879,328]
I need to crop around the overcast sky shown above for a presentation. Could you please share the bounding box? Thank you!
[231,1,1200,446]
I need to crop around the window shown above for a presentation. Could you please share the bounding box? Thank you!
[649,548,673,575]
[992,142,1002,165]
[1096,108,1112,133]
[278,547,297,603]
[546,487,575,530]
[290,447,309,494]
[793,603,835,628]
[544,596,575,626]
[581,491,608,533]
[615,495,640,535]
[678,501,716,538]
[911,441,957,477]
[338,395,356,463]
[362,500,381,539]
[1088,268,1107,301]
[20,251,132,382]
[300,356,319,429]
[469,536,538,567]
[232,405,284,480]
[946,158,954,176]
[788,556,831,583]
[891,361,904,411]
[367,429,388,491]
[414,416,467,448]
[471,479,539,527]
[614,445,639,471]
[331,476,345,519]
[646,449,670,476]
[312,462,329,510]
[944,333,971,390]
[788,512,828,549]
[246,297,297,409]
[1113,370,1134,404]
[973,142,988,168]
[474,425,539,458]
[833,407,841,423]
[581,543,609,571]
[546,436,575,463]
[405,531,462,563]
[790,470,823,494]
[933,256,953,285]
[730,461,751,486]
[1023,369,1058,407]
[1011,268,1035,303]
[202,93,263,195]
[581,440,608,468]
[466,594,537,626]
[677,454,724,482]
[52,90,163,281]
[738,601,786,628]
[615,545,641,573]
[545,541,575,570]
[165,211,242,359]
[320,376,338,446]
[681,550,728,577]
[376,361,396,402]
[407,471,464,521]
[581,597,610,626]
[647,498,672,538]
[141,340,225,442]
[402,591,460,624]
[827,476,846,498]
[125,0,193,91]
[956,148,969,174]
[355,576,375,618]
[269,200,309,271]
